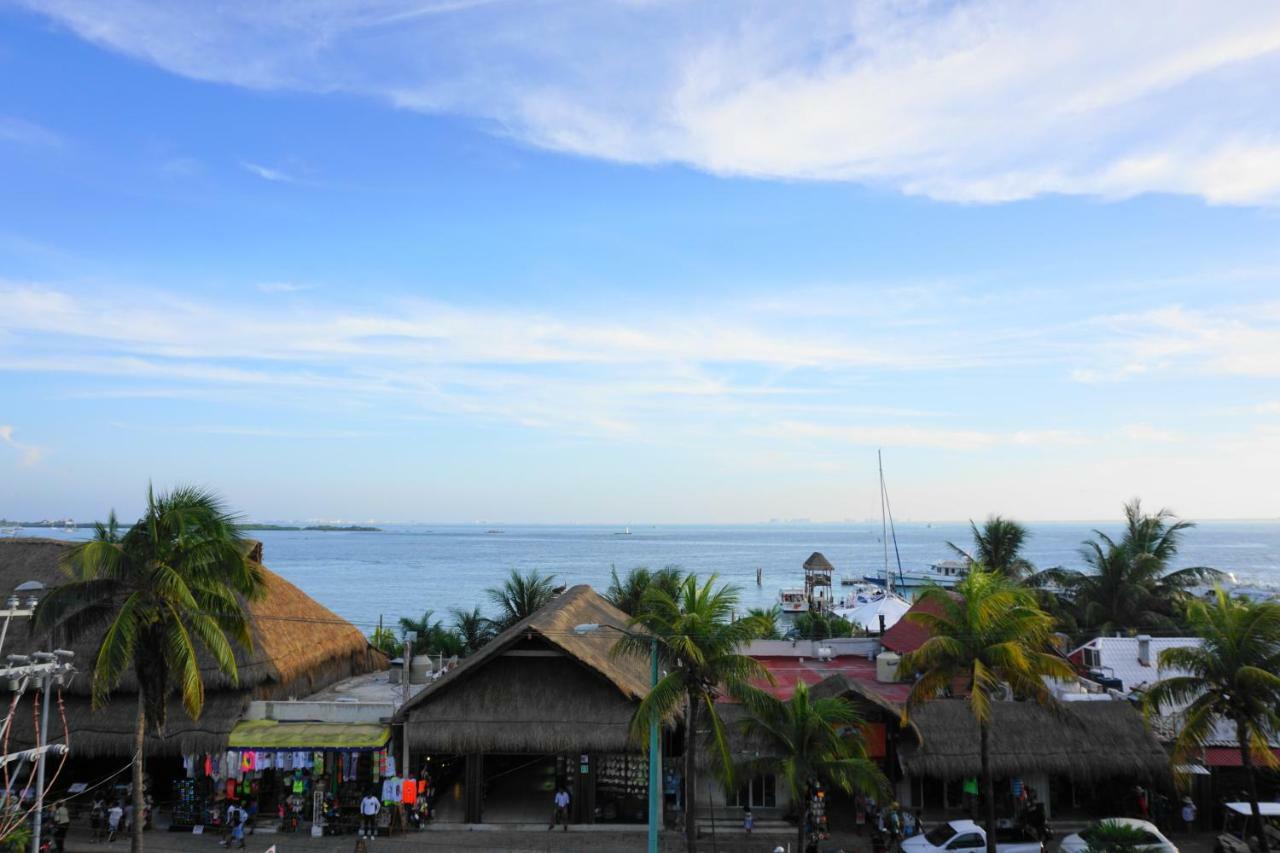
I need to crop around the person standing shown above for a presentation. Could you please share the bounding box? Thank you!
[360,791,381,839]
[106,802,123,843]
[549,785,570,832]
[1181,798,1197,833]
[743,805,754,834]
[52,801,71,853]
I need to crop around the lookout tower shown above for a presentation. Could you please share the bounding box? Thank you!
[803,551,834,612]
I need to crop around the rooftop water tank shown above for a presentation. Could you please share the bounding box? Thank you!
[876,651,901,683]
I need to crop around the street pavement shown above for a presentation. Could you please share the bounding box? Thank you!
[57,823,1224,853]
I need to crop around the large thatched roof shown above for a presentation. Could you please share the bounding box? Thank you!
[398,584,650,753]
[899,698,1171,783]
[803,552,834,573]
[0,537,384,756]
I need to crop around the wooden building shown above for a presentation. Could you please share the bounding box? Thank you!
[396,584,654,825]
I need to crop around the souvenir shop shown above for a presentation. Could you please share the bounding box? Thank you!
[170,721,396,833]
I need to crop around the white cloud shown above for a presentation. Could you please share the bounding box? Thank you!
[752,421,1090,452]
[1072,303,1280,381]
[0,116,62,148]
[19,0,1280,203]
[257,281,311,294]
[241,161,297,183]
[0,424,44,465]
[1256,401,1280,414]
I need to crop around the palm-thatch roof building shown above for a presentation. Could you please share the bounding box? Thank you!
[396,584,654,825]
[0,537,385,758]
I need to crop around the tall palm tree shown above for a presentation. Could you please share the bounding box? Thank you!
[604,565,684,616]
[449,606,495,655]
[484,568,558,630]
[899,570,1073,853]
[948,516,1034,579]
[1145,590,1280,853]
[738,681,888,852]
[33,487,265,853]
[613,573,771,853]
[1036,501,1219,637]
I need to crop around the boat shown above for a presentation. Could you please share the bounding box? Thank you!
[778,588,809,614]
[614,526,631,536]
[834,451,910,630]
[0,526,19,538]
[862,558,971,590]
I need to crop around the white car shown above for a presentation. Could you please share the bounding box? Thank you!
[1059,818,1178,853]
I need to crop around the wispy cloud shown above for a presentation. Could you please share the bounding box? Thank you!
[0,424,44,465]
[18,1,1280,204]
[1071,303,1280,381]
[257,281,311,294]
[0,115,62,148]
[240,161,297,183]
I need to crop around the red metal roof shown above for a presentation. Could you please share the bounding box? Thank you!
[741,654,914,707]
[880,594,958,654]
[1202,747,1280,767]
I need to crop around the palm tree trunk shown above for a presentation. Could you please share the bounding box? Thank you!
[131,694,145,853]
[980,720,997,853]
[684,691,699,853]
[1238,721,1270,853]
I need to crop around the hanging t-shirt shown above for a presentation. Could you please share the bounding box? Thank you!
[401,779,417,805]
[381,777,402,804]
[385,755,396,778]
[313,752,324,775]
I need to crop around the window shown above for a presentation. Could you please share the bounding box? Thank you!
[1082,648,1100,668]
[948,833,985,849]
[731,775,777,808]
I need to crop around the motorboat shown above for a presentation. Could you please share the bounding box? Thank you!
[864,558,970,590]
[778,588,809,614]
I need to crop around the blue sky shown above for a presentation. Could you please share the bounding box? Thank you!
[2,1,1280,523]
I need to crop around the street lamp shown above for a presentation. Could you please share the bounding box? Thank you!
[574,622,660,853]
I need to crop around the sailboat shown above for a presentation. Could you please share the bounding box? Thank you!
[834,451,910,632]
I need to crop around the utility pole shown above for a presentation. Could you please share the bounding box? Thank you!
[402,632,415,779]
[2,651,76,853]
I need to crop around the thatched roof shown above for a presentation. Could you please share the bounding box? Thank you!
[803,552,834,573]
[0,537,384,756]
[899,699,1171,783]
[398,584,650,753]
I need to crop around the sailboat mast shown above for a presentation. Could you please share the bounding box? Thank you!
[879,449,891,594]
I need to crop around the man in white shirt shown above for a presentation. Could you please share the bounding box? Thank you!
[360,793,381,839]
[549,786,570,832]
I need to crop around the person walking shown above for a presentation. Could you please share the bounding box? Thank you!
[743,805,754,834]
[549,785,570,832]
[360,792,381,839]
[52,801,70,853]
[90,796,106,843]
[106,802,123,843]
[1181,798,1197,833]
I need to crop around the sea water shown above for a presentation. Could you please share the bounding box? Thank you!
[18,521,1280,632]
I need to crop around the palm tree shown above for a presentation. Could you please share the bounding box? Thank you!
[604,565,684,616]
[792,611,854,640]
[449,607,495,654]
[1037,501,1219,637]
[398,610,465,658]
[738,681,888,852]
[613,573,771,853]
[743,606,783,640]
[948,516,1034,579]
[485,569,558,629]
[33,487,265,853]
[1145,589,1280,853]
[899,570,1073,853]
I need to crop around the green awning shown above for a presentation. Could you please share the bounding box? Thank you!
[228,720,390,751]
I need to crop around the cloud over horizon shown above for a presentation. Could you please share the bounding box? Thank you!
[17,0,1280,204]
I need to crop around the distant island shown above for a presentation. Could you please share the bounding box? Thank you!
[2,520,380,532]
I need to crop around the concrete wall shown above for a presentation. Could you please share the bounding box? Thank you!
[746,637,881,658]
[245,699,394,723]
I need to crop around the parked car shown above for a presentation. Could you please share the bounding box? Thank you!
[1216,802,1280,853]
[1059,818,1178,853]
[901,819,1044,853]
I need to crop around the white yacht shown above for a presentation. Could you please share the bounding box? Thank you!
[778,588,809,614]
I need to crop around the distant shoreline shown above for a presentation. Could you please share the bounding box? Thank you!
[0,521,381,533]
